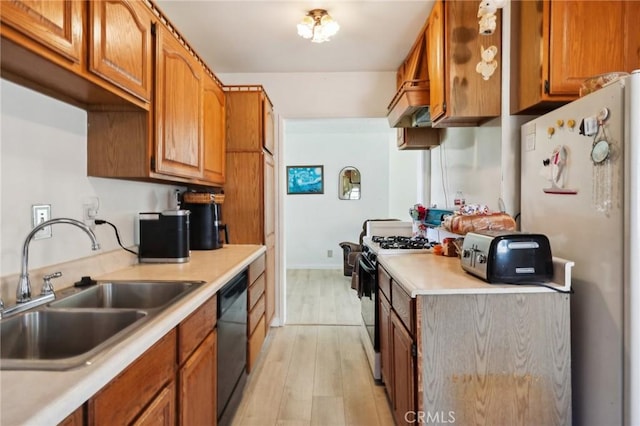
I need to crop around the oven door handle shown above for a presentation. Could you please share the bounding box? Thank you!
[359,257,376,275]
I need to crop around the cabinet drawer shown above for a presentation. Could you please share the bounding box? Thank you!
[391,281,414,336]
[248,273,265,310]
[248,315,266,373]
[89,329,176,426]
[249,294,266,335]
[249,254,266,283]
[178,295,217,365]
[378,266,392,302]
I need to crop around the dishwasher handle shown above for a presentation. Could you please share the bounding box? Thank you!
[218,271,248,318]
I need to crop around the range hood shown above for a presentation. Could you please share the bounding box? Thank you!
[387,79,431,128]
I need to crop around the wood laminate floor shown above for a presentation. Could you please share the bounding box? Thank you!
[286,269,361,325]
[231,269,393,426]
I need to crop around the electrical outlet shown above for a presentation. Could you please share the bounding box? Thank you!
[83,197,100,229]
[32,204,51,240]
[327,249,333,258]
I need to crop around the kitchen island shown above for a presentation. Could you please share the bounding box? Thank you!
[0,245,265,426]
[377,252,573,425]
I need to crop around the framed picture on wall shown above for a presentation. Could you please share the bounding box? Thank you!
[287,165,324,194]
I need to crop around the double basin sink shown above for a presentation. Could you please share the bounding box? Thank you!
[0,280,204,370]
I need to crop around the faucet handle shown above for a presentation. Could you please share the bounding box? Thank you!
[41,272,62,296]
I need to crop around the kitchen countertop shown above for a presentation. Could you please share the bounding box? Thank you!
[378,252,573,297]
[0,244,265,426]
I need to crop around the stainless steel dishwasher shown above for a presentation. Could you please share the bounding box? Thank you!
[217,271,248,426]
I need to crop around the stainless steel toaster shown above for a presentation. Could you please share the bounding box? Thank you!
[460,231,553,283]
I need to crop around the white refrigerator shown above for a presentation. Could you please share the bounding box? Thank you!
[521,70,639,426]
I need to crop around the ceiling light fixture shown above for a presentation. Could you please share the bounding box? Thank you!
[297,9,339,43]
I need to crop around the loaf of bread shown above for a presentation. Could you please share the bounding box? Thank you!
[442,213,516,235]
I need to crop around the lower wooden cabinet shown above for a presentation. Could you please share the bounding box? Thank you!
[247,254,267,373]
[59,406,84,426]
[378,266,416,426]
[133,382,175,426]
[84,294,218,426]
[379,290,393,397]
[177,295,217,425]
[88,330,177,425]
[248,315,266,373]
[391,310,415,426]
[178,331,217,426]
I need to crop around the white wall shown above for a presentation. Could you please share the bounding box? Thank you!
[284,118,418,269]
[388,135,423,219]
[0,80,183,277]
[429,120,503,211]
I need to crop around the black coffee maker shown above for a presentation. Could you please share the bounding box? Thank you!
[182,191,228,250]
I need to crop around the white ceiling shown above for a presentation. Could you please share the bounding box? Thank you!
[154,1,434,74]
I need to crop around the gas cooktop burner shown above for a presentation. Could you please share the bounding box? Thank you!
[372,235,434,250]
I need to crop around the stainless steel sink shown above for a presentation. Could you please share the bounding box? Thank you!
[49,280,203,310]
[0,310,147,370]
[1,280,205,370]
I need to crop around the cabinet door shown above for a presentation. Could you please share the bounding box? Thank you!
[264,151,276,326]
[203,72,226,185]
[89,330,176,426]
[89,0,152,102]
[548,0,626,95]
[391,310,415,426]
[426,0,444,122]
[379,291,393,398]
[225,90,262,152]
[0,0,83,63]
[225,152,265,243]
[265,241,276,327]
[58,406,84,426]
[397,127,440,150]
[179,331,216,426]
[133,382,175,426]
[626,1,640,71]
[264,153,275,240]
[248,314,266,373]
[262,96,275,155]
[155,26,203,179]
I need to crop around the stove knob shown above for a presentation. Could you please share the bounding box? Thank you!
[477,254,487,264]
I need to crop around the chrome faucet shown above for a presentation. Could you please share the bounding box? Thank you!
[16,218,100,303]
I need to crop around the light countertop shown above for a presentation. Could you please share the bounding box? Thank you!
[378,252,573,297]
[0,244,265,426]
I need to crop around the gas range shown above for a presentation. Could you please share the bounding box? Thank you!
[363,235,436,255]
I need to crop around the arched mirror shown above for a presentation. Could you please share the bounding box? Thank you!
[339,167,361,200]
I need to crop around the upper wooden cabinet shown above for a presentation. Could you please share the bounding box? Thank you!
[426,0,444,123]
[386,20,431,129]
[0,0,151,108]
[511,0,640,114]
[203,72,226,186]
[89,0,153,102]
[87,8,226,188]
[263,97,275,155]
[428,0,502,127]
[0,0,83,64]
[226,87,275,155]
[155,24,204,179]
[396,127,440,150]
